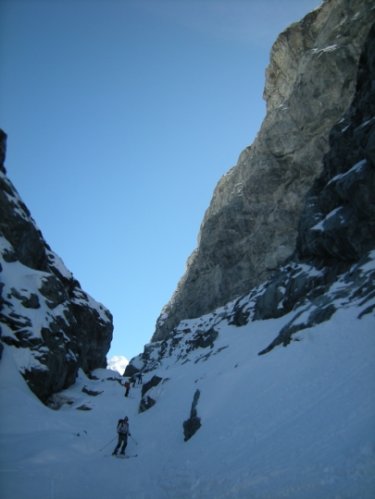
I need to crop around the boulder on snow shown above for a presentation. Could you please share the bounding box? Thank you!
[187,328,218,351]
[183,389,202,441]
[138,375,165,413]
[81,386,103,396]
[123,363,139,378]
[76,404,92,411]
[139,395,156,413]
[141,375,163,397]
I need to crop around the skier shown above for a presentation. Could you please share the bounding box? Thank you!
[124,380,130,397]
[112,416,131,456]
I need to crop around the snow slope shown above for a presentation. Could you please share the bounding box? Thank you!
[1,264,375,499]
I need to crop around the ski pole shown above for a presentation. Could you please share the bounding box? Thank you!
[130,434,138,446]
[98,437,116,452]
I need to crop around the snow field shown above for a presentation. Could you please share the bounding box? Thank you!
[1,300,374,498]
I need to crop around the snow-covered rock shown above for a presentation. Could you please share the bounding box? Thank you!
[0,132,113,402]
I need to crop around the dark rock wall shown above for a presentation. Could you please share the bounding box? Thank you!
[297,23,375,261]
[0,131,113,402]
[245,22,375,352]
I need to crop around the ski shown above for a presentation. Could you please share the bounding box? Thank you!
[114,453,138,459]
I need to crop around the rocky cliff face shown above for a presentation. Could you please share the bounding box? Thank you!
[297,24,375,262]
[153,0,375,342]
[128,21,375,378]
[0,134,113,403]
[253,22,375,348]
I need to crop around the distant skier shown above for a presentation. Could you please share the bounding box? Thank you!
[112,416,131,456]
[124,380,130,397]
[137,373,143,385]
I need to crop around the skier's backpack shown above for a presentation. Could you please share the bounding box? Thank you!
[117,419,128,435]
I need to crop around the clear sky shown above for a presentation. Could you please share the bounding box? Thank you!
[0,0,320,361]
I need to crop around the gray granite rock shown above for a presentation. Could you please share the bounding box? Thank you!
[153,0,375,342]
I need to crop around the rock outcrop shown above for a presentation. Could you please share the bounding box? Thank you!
[254,22,375,331]
[297,24,375,262]
[153,0,375,342]
[183,389,202,441]
[0,132,113,403]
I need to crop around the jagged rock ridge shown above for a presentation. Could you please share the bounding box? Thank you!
[0,133,113,403]
[153,0,375,342]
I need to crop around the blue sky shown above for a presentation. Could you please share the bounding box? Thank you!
[0,0,320,361]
